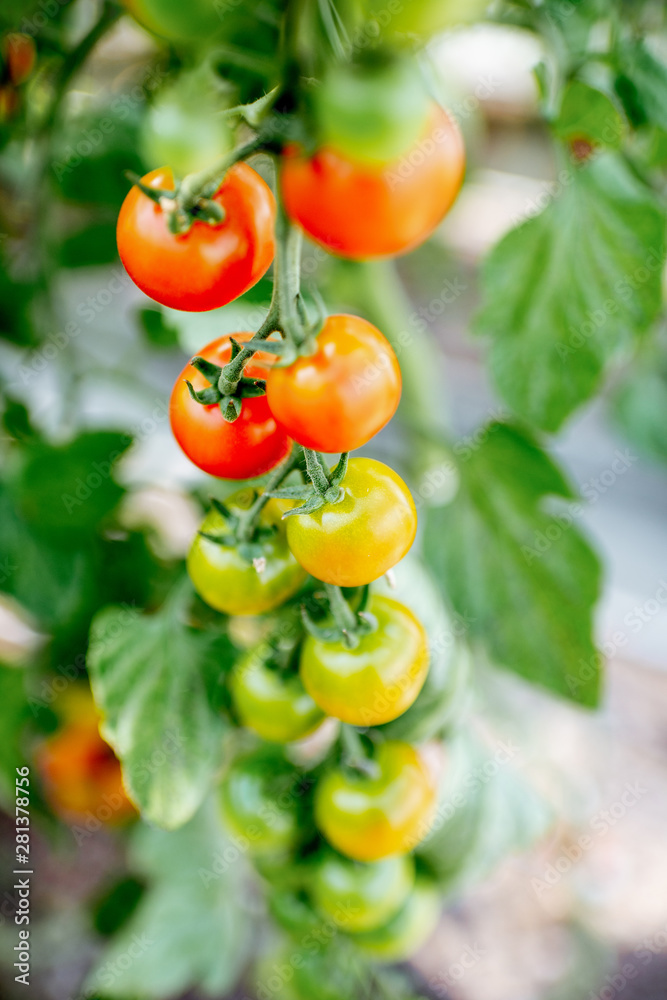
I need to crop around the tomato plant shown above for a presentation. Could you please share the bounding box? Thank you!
[170,333,291,479]
[266,314,402,453]
[300,595,429,726]
[280,105,465,258]
[314,741,436,862]
[187,490,306,615]
[285,458,417,587]
[117,164,276,311]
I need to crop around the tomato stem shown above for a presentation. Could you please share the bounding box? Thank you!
[340,725,379,778]
[178,134,266,211]
[236,444,304,544]
[324,584,360,644]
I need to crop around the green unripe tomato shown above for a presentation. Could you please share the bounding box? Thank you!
[219,749,305,855]
[187,491,307,616]
[314,56,431,166]
[364,0,489,42]
[122,0,226,43]
[312,850,414,933]
[353,877,440,961]
[140,72,232,178]
[231,645,326,744]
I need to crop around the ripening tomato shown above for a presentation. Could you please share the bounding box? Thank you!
[312,849,415,933]
[170,333,291,479]
[35,686,135,824]
[230,645,325,742]
[315,741,436,861]
[366,0,490,41]
[285,458,417,587]
[187,489,306,616]
[117,164,275,311]
[280,104,465,259]
[4,34,36,86]
[266,314,401,453]
[300,596,429,726]
[220,749,305,855]
[353,878,440,961]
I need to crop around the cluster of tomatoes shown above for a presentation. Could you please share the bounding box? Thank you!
[115,30,465,968]
[0,32,35,122]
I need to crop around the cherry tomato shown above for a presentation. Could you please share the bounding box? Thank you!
[366,0,489,41]
[315,741,436,861]
[187,489,306,616]
[353,878,440,960]
[220,749,305,855]
[140,72,232,178]
[312,849,415,933]
[231,645,325,742]
[285,458,417,587]
[170,333,291,479]
[4,34,36,86]
[315,57,430,167]
[117,164,275,311]
[35,686,135,824]
[300,596,429,726]
[121,0,225,42]
[266,314,401,453]
[280,104,465,259]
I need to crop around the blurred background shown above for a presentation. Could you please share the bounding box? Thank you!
[1,2,667,999]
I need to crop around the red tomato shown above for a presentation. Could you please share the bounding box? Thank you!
[5,34,36,86]
[266,314,401,453]
[280,104,465,259]
[170,332,291,479]
[117,164,275,311]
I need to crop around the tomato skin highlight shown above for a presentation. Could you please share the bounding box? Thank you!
[280,104,465,259]
[315,741,436,861]
[286,458,417,588]
[231,645,325,743]
[311,850,415,933]
[300,596,429,726]
[353,877,440,960]
[187,490,306,616]
[266,314,401,453]
[117,164,275,312]
[170,333,291,480]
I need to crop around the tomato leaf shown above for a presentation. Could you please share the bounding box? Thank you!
[616,40,667,131]
[424,423,602,706]
[87,601,234,829]
[612,358,667,466]
[553,80,626,149]
[85,803,251,998]
[475,154,666,432]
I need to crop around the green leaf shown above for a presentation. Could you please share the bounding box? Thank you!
[86,804,251,998]
[16,431,132,542]
[424,423,602,706]
[87,601,235,828]
[475,154,665,432]
[553,80,626,149]
[616,40,667,131]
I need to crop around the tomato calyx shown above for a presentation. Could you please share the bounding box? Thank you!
[186,338,270,423]
[301,582,378,650]
[198,446,305,563]
[272,449,348,516]
[339,725,382,779]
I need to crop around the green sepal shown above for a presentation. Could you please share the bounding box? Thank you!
[184,380,220,406]
[191,355,223,384]
[266,485,313,500]
[220,396,242,422]
[281,494,327,518]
